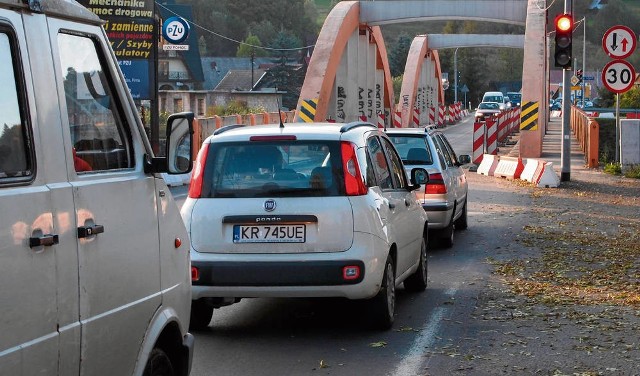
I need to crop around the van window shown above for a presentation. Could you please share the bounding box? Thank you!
[0,31,32,181]
[58,33,132,172]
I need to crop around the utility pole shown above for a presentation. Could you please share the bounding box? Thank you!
[582,17,586,104]
[454,48,459,103]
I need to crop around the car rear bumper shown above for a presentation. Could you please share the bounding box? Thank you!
[189,232,389,300]
[422,202,453,229]
[192,259,365,286]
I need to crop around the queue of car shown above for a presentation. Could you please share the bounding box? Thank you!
[181,120,471,331]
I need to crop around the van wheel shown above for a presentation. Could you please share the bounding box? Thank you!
[404,237,428,292]
[454,199,468,230]
[189,299,213,331]
[369,256,395,330]
[143,348,174,376]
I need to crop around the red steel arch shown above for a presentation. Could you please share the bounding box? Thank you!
[296,1,395,125]
[398,35,445,128]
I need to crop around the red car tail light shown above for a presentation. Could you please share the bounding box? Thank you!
[340,141,367,196]
[188,143,210,198]
[425,172,447,194]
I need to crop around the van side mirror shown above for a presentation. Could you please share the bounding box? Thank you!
[166,112,194,174]
[144,112,194,174]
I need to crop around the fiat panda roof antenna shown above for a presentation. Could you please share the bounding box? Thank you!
[277,98,285,128]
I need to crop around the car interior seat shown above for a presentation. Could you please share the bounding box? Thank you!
[406,147,430,164]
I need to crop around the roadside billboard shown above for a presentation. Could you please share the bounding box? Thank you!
[78,0,155,100]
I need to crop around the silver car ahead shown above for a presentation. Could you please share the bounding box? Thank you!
[386,127,471,248]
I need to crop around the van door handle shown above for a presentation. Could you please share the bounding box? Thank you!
[78,224,105,238]
[388,202,396,209]
[29,234,59,248]
[404,199,411,207]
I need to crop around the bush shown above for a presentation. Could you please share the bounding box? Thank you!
[597,118,617,164]
[207,100,267,117]
[603,162,622,175]
[623,164,640,179]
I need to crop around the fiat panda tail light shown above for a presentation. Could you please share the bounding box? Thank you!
[340,141,367,196]
[188,143,210,198]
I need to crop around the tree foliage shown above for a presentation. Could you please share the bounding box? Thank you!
[388,33,412,77]
[236,34,269,57]
[178,0,319,57]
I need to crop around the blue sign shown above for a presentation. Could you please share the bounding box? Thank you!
[162,16,190,44]
[119,60,151,100]
[584,76,595,81]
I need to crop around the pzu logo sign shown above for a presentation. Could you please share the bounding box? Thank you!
[162,17,190,44]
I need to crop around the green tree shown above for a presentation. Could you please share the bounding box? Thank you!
[620,86,640,108]
[388,33,412,77]
[236,34,268,57]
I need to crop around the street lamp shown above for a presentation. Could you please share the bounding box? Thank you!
[454,48,459,103]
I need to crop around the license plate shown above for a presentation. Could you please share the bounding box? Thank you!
[233,224,306,243]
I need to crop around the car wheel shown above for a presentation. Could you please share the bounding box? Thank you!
[454,198,468,230]
[440,212,454,248]
[143,348,174,376]
[370,255,395,330]
[189,299,213,331]
[404,236,428,292]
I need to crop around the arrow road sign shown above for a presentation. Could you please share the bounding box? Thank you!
[602,59,636,94]
[602,25,637,59]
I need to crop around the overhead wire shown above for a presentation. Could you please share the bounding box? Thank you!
[155,2,315,52]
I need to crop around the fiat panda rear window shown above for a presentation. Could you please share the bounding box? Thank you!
[201,141,345,198]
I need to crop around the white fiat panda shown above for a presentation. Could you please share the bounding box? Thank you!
[0,0,194,375]
[182,122,430,330]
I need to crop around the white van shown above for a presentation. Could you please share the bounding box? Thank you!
[0,0,194,375]
[482,91,508,110]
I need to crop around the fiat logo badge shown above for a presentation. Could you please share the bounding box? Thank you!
[264,199,276,212]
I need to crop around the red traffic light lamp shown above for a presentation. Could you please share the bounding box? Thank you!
[554,14,573,69]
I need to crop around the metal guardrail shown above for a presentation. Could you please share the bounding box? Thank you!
[570,106,599,168]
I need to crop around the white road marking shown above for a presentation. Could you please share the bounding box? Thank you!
[392,287,458,376]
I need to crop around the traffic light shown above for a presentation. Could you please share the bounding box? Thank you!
[554,13,573,69]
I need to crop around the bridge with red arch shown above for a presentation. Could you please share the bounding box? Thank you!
[294,0,548,158]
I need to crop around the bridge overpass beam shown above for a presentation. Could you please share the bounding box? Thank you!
[519,0,547,158]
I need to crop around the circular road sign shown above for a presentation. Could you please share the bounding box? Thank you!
[602,25,637,59]
[162,16,190,44]
[602,59,636,93]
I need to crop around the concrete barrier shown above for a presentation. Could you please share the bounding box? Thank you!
[493,156,524,179]
[520,158,541,182]
[477,154,500,176]
[536,162,560,188]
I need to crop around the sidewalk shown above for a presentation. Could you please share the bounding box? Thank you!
[502,116,593,178]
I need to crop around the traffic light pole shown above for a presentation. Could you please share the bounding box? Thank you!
[560,0,573,182]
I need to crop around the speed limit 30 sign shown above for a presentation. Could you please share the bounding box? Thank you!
[602,59,636,94]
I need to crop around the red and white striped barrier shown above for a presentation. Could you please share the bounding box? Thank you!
[359,115,368,122]
[438,105,445,127]
[493,156,524,179]
[429,107,436,125]
[377,113,385,128]
[413,108,420,127]
[393,111,402,128]
[486,118,498,155]
[477,154,500,176]
[472,122,485,164]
